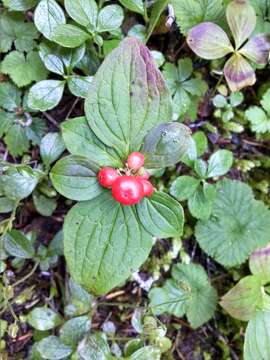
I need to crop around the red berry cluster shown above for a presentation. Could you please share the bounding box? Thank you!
[98,152,154,205]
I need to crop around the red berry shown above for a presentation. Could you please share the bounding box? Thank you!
[127,152,144,170]
[140,179,154,197]
[98,167,119,188]
[112,176,144,205]
[139,170,150,180]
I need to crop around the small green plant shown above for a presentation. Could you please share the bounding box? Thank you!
[245,88,270,133]
[187,0,270,91]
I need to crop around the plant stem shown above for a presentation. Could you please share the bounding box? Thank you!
[12,262,39,288]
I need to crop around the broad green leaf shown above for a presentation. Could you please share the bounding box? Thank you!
[33,191,57,217]
[64,0,98,27]
[220,275,265,321]
[1,50,48,88]
[213,94,227,108]
[65,280,93,317]
[188,184,214,220]
[63,191,153,295]
[131,346,161,359]
[52,24,90,48]
[97,5,124,33]
[224,53,256,92]
[142,122,192,168]
[170,176,200,201]
[229,91,244,107]
[2,0,37,10]
[171,0,226,36]
[77,332,111,359]
[28,80,65,111]
[146,0,169,42]
[40,132,65,167]
[28,307,63,330]
[260,88,270,115]
[149,263,217,328]
[5,124,29,156]
[61,117,122,167]
[192,131,208,157]
[136,191,184,238]
[85,37,172,159]
[41,54,65,75]
[67,75,92,98]
[244,309,270,360]
[249,244,270,284]
[59,316,91,348]
[0,197,15,213]
[34,0,66,40]
[240,33,270,65]
[245,106,270,133]
[119,0,144,15]
[1,165,41,200]
[36,336,72,360]
[207,150,233,178]
[226,0,256,50]
[195,179,270,267]
[0,82,21,111]
[50,155,102,201]
[0,12,38,53]
[4,229,35,259]
[187,22,233,60]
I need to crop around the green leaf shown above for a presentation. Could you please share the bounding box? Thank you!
[136,191,184,238]
[260,88,270,115]
[170,175,200,201]
[77,332,111,359]
[249,245,270,284]
[187,22,233,60]
[220,275,265,321]
[0,197,15,213]
[85,37,172,159]
[64,0,98,28]
[1,165,41,200]
[0,12,38,52]
[33,191,57,217]
[130,346,161,359]
[192,131,208,157]
[34,0,66,40]
[65,280,93,317]
[28,80,65,112]
[2,0,37,11]
[142,122,192,168]
[50,155,102,201]
[36,336,72,360]
[4,229,35,259]
[149,263,217,328]
[188,184,215,220]
[97,5,124,33]
[63,191,153,295]
[61,117,122,167]
[244,309,270,360]
[212,94,227,108]
[52,24,90,48]
[119,0,144,15]
[40,132,65,168]
[245,106,270,133]
[146,0,169,42]
[4,124,29,156]
[229,91,244,107]
[28,307,63,331]
[0,82,21,111]
[207,150,233,178]
[171,0,225,36]
[59,316,91,348]
[67,75,92,98]
[195,179,270,267]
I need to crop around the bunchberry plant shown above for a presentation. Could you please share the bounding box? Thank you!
[187,0,270,91]
[50,38,192,295]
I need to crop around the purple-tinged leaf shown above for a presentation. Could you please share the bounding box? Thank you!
[226,0,256,50]
[249,244,270,284]
[239,33,270,65]
[224,53,256,92]
[187,22,233,60]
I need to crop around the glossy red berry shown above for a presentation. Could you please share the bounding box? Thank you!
[139,170,150,180]
[140,179,154,197]
[98,167,119,188]
[127,152,145,170]
[112,176,144,205]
